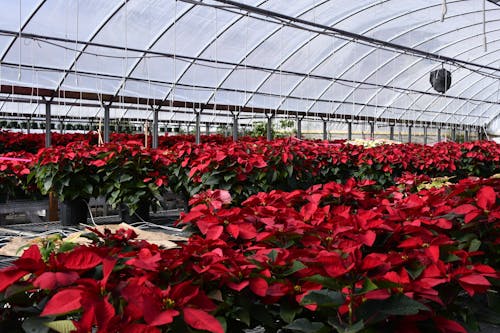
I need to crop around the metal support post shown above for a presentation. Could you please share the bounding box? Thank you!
[104,105,110,143]
[323,120,328,140]
[233,114,239,141]
[437,127,442,142]
[205,123,210,135]
[195,111,201,144]
[408,124,412,143]
[347,121,352,140]
[46,98,57,221]
[266,115,273,141]
[389,124,395,141]
[297,118,302,139]
[423,126,428,145]
[45,102,52,147]
[369,121,375,140]
[464,127,469,142]
[451,127,456,142]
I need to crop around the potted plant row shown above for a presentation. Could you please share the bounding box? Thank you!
[12,138,500,225]
[29,142,168,225]
[0,175,498,332]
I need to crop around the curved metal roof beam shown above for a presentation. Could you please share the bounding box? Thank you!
[201,0,388,106]
[91,105,104,119]
[53,1,129,92]
[350,18,500,119]
[405,47,500,122]
[436,58,500,125]
[0,0,47,61]
[452,88,499,126]
[328,7,500,117]
[0,93,11,112]
[241,0,437,110]
[308,12,496,118]
[377,37,500,118]
[377,39,500,122]
[421,50,500,124]
[161,0,274,103]
[7,59,464,113]
[474,87,500,125]
[270,0,474,114]
[63,99,77,118]
[374,30,500,123]
[200,0,331,106]
[483,107,500,127]
[375,50,498,123]
[376,58,499,124]
[161,0,328,104]
[110,3,197,101]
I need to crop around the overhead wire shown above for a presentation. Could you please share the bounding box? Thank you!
[18,0,21,80]
[0,62,491,121]
[23,30,500,81]
[0,0,498,127]
[484,0,488,51]
[206,0,499,73]
[2,29,500,84]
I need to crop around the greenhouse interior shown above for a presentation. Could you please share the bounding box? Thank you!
[0,1,499,332]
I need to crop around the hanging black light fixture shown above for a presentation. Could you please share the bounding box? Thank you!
[429,68,452,93]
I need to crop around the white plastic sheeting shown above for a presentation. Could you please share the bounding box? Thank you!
[487,114,500,135]
[0,0,498,126]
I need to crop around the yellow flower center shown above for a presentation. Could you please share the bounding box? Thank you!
[164,298,175,308]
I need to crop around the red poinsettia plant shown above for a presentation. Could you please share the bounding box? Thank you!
[0,130,233,153]
[0,151,34,201]
[29,142,108,202]
[1,175,498,332]
[165,139,499,204]
[1,132,498,209]
[28,141,170,213]
[96,142,170,215]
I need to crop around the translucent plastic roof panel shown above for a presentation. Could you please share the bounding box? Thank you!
[22,0,121,40]
[0,0,498,126]
[0,36,13,57]
[4,38,80,70]
[60,73,121,94]
[1,65,62,88]
[2,0,40,29]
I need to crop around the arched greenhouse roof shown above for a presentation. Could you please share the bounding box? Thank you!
[0,0,498,128]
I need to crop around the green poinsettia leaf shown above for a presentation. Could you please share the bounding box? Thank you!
[357,279,378,294]
[280,300,300,324]
[329,319,365,333]
[284,318,327,333]
[356,294,429,325]
[300,289,345,308]
[22,317,52,333]
[282,261,306,276]
[469,239,482,252]
[80,232,100,243]
[44,320,77,333]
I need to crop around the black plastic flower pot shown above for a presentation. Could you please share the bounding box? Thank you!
[59,198,89,226]
[0,192,9,204]
[119,200,150,223]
